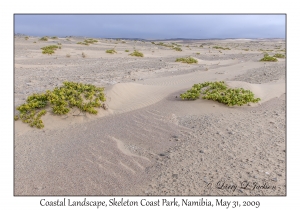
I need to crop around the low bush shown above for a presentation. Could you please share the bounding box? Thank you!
[129,50,144,57]
[25,36,29,40]
[41,45,59,55]
[180,81,261,106]
[14,81,106,128]
[106,49,117,54]
[260,54,278,62]
[175,57,198,64]
[39,36,48,41]
[174,47,182,51]
[213,46,230,50]
[273,53,285,58]
[125,50,129,52]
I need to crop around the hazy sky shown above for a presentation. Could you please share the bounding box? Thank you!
[14,14,286,39]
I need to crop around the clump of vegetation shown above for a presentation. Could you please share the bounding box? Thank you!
[82,52,86,58]
[14,81,106,128]
[260,53,278,62]
[125,50,129,52]
[66,54,71,58]
[84,38,98,44]
[41,45,60,55]
[106,49,117,54]
[39,36,48,41]
[77,38,98,45]
[196,52,200,55]
[180,81,261,106]
[213,46,230,50]
[77,42,89,45]
[273,53,285,58]
[175,57,198,64]
[33,41,36,43]
[66,38,71,41]
[51,36,58,39]
[174,47,182,51]
[243,49,249,51]
[25,36,29,40]
[129,50,144,57]
[152,42,182,51]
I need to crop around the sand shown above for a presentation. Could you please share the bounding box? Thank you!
[14,36,286,195]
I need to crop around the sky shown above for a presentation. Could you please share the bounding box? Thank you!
[14,14,285,39]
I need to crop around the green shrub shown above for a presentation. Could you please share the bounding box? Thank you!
[106,49,117,54]
[273,53,285,58]
[39,36,48,41]
[84,38,98,44]
[196,52,200,55]
[129,50,144,57]
[125,50,129,52]
[174,47,182,51]
[77,42,89,45]
[14,81,106,128]
[260,54,278,62]
[25,36,29,40]
[51,36,58,39]
[180,81,261,106]
[175,57,198,64]
[41,45,59,55]
[213,46,230,50]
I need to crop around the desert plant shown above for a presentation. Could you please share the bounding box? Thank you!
[39,36,48,41]
[82,52,86,58]
[213,46,230,50]
[25,36,29,40]
[14,81,106,128]
[180,81,260,106]
[51,36,58,39]
[173,47,182,51]
[260,54,278,62]
[33,41,36,43]
[84,38,98,44]
[57,43,62,45]
[273,53,285,58]
[125,50,129,52]
[41,45,59,55]
[66,54,71,58]
[77,42,89,45]
[106,49,117,54]
[196,52,200,55]
[175,57,198,64]
[129,50,144,57]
